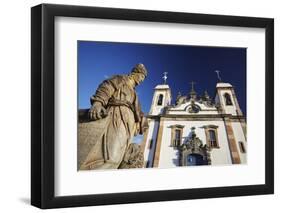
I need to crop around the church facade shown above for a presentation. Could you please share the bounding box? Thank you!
[141,79,247,168]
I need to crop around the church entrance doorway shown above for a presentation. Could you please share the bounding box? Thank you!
[186,154,207,166]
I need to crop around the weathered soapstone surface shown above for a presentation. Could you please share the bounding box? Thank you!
[118,143,144,169]
[78,109,100,169]
[78,109,144,170]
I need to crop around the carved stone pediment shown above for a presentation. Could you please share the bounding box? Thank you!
[182,98,201,113]
[168,124,185,129]
[187,104,200,113]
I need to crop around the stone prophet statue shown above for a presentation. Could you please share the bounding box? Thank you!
[79,64,147,170]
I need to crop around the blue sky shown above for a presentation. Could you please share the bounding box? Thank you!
[78,41,246,143]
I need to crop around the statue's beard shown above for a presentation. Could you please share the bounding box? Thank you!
[128,76,137,87]
[134,78,144,86]
[135,80,141,85]
[129,74,144,87]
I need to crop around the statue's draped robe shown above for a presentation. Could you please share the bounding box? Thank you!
[80,75,141,170]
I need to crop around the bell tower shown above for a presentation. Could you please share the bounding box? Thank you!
[149,72,172,115]
[215,82,243,116]
[214,70,243,116]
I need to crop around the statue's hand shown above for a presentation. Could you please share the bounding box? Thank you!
[89,102,108,121]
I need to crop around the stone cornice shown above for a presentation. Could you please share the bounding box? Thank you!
[216,86,233,90]
[153,88,171,91]
[79,108,246,123]
[145,113,246,122]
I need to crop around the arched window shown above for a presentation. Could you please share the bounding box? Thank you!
[204,126,219,149]
[208,129,218,148]
[169,125,184,148]
[174,129,181,147]
[238,141,246,153]
[224,93,233,105]
[157,94,163,106]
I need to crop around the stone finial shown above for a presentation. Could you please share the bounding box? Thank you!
[189,81,197,99]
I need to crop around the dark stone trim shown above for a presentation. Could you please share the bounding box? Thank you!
[152,118,164,167]
[223,118,241,164]
[146,113,246,121]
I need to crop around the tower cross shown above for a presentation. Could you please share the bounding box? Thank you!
[215,70,222,82]
[189,81,196,92]
[163,72,168,84]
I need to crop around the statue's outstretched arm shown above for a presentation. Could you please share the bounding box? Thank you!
[89,79,116,120]
[90,79,116,107]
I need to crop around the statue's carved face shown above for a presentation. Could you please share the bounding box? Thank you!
[132,73,146,85]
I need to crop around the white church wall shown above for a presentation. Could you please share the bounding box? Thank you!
[231,121,247,164]
[215,94,220,104]
[143,119,159,167]
[164,91,171,106]
[157,122,180,168]
[168,109,218,115]
[157,120,233,168]
[210,122,233,165]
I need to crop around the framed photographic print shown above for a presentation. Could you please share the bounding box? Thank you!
[31,3,274,209]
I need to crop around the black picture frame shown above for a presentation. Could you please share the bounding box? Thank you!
[31,3,274,209]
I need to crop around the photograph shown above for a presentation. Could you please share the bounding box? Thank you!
[77,41,247,170]
[30,3,274,208]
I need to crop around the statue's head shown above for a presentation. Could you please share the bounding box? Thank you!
[129,63,147,85]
